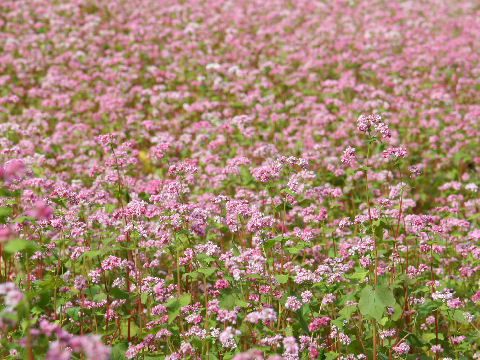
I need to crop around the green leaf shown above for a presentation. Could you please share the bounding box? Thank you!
[110,287,129,300]
[280,188,295,197]
[349,271,368,281]
[66,307,81,321]
[197,268,216,277]
[285,325,293,337]
[167,301,181,324]
[3,239,29,253]
[197,253,215,265]
[0,207,12,223]
[183,271,201,280]
[422,332,443,343]
[325,352,339,360]
[11,216,36,223]
[50,198,67,208]
[219,291,236,310]
[323,227,335,234]
[0,188,21,197]
[453,310,467,324]
[83,250,102,259]
[275,275,289,284]
[179,293,191,307]
[275,202,293,213]
[285,247,301,255]
[263,236,286,251]
[376,284,396,307]
[105,203,116,213]
[392,303,403,321]
[358,285,396,322]
[121,320,139,337]
[235,299,249,308]
[111,341,129,360]
[296,306,309,333]
[339,304,357,321]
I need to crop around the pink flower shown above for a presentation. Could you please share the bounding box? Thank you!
[101,256,122,271]
[392,342,410,356]
[341,146,356,166]
[430,345,443,353]
[308,317,331,331]
[214,279,229,289]
[29,200,53,220]
[383,146,408,160]
[285,296,302,311]
[3,159,25,182]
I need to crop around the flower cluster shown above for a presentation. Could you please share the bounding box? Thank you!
[0,0,479,359]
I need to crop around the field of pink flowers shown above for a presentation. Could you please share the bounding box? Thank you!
[1,0,480,359]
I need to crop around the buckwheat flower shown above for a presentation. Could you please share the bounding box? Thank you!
[374,122,391,139]
[338,217,352,229]
[185,326,206,339]
[359,257,370,268]
[379,329,396,339]
[308,317,330,331]
[155,329,172,339]
[466,183,478,192]
[357,114,393,139]
[185,313,203,324]
[210,327,221,338]
[357,114,371,132]
[149,142,171,160]
[285,296,302,311]
[392,342,410,356]
[4,288,23,308]
[219,327,239,349]
[282,336,299,360]
[341,146,356,166]
[464,312,475,322]
[430,345,443,353]
[218,307,240,324]
[45,341,71,360]
[447,297,462,309]
[261,335,284,347]
[73,335,110,360]
[165,352,180,360]
[232,350,264,360]
[0,225,12,242]
[125,344,144,359]
[338,333,351,346]
[3,159,25,182]
[179,341,195,356]
[245,307,277,324]
[267,356,282,360]
[88,269,101,283]
[96,134,116,149]
[322,293,335,306]
[104,309,117,321]
[408,165,422,178]
[73,276,86,290]
[450,335,466,344]
[301,290,313,303]
[214,279,229,289]
[383,146,407,160]
[101,256,122,271]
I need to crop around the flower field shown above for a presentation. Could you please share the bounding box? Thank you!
[1,0,480,359]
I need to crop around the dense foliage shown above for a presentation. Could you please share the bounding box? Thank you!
[1,0,480,359]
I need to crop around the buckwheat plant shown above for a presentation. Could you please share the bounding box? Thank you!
[0,0,480,359]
